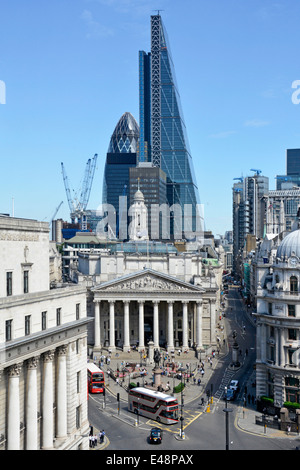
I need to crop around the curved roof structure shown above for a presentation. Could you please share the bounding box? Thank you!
[107,112,139,154]
[277,229,300,258]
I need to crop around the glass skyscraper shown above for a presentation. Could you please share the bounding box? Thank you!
[102,112,139,237]
[139,14,201,237]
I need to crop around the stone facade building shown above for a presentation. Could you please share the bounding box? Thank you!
[0,216,91,450]
[69,234,222,357]
[255,227,300,407]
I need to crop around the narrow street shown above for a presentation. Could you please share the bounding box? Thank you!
[88,285,298,451]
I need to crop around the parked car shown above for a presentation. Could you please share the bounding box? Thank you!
[229,380,239,392]
[149,427,163,444]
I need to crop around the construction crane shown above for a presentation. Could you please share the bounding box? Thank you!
[61,154,98,227]
[49,201,63,227]
[250,169,262,175]
[233,177,244,182]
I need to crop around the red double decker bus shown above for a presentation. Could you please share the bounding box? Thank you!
[128,387,179,424]
[87,363,105,394]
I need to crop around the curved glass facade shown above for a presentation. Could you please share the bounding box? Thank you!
[107,112,139,154]
[102,112,139,237]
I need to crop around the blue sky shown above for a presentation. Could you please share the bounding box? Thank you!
[1,0,300,236]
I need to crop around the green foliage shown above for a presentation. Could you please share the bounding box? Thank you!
[260,396,274,405]
[129,382,137,389]
[173,382,185,394]
[283,401,300,410]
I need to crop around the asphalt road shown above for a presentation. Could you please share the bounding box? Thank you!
[88,287,297,453]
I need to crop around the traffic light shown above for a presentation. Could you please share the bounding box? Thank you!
[117,392,120,401]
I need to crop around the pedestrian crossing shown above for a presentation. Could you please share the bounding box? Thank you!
[213,367,237,401]
[145,408,203,435]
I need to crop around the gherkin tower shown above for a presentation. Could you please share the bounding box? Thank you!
[102,112,139,236]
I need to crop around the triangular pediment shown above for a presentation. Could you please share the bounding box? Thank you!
[92,268,205,294]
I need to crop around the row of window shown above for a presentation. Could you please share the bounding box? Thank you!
[268,303,297,316]
[5,304,81,342]
[6,270,29,296]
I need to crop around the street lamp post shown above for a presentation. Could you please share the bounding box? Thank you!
[178,367,186,439]
[223,386,233,450]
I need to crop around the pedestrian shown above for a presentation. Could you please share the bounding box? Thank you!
[287,424,291,435]
[198,378,201,386]
[99,431,103,443]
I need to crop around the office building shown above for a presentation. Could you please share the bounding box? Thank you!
[276,149,300,189]
[232,172,269,277]
[102,112,139,238]
[129,163,167,240]
[286,148,300,176]
[139,14,201,238]
[0,216,90,450]
[255,225,300,409]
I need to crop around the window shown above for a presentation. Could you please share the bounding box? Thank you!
[56,308,61,326]
[77,371,81,393]
[290,276,298,293]
[25,315,31,336]
[41,311,47,330]
[23,270,29,294]
[268,303,272,315]
[288,305,296,317]
[6,272,12,296]
[288,348,297,365]
[5,319,12,341]
[288,329,297,341]
[76,406,81,429]
[285,383,300,403]
[76,303,80,320]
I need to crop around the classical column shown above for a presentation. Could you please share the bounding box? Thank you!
[7,364,21,450]
[153,300,160,349]
[279,327,285,367]
[26,358,38,450]
[123,301,130,351]
[196,300,203,350]
[167,301,174,350]
[42,350,55,449]
[256,322,262,361]
[210,299,216,344]
[109,300,115,350]
[275,327,279,366]
[182,301,189,350]
[138,300,145,350]
[261,323,267,363]
[94,300,101,350]
[56,345,67,439]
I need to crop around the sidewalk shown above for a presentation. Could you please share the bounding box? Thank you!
[88,286,300,448]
